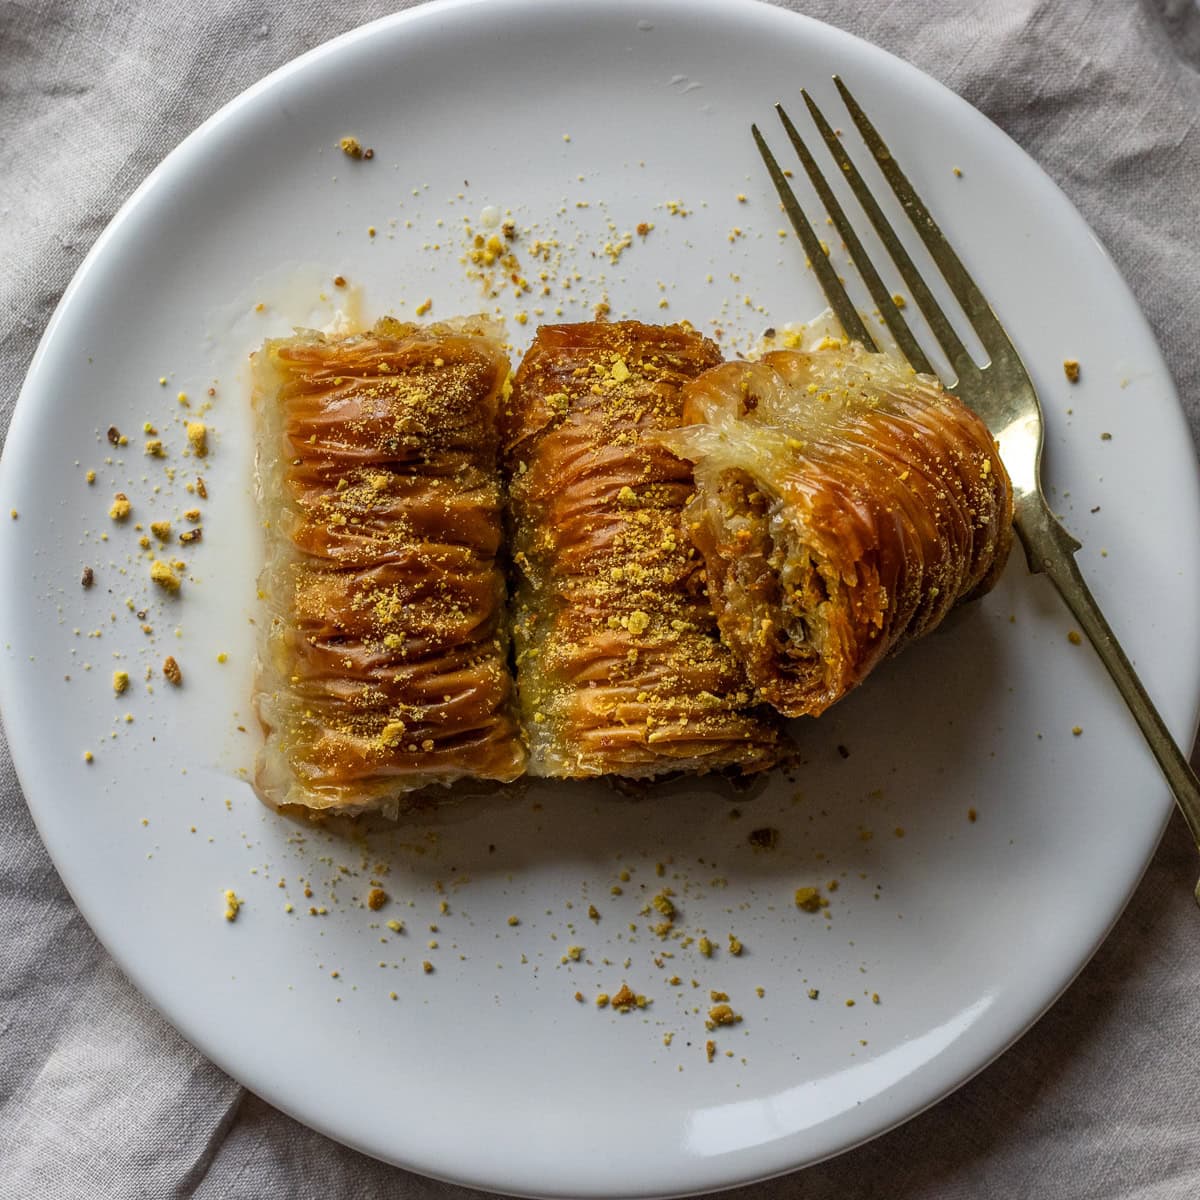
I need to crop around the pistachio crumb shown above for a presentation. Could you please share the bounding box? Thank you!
[748,826,778,849]
[186,422,208,457]
[150,560,181,592]
[706,1003,742,1030]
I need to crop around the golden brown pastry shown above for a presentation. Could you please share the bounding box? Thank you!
[502,321,783,778]
[662,339,1013,717]
[253,317,525,815]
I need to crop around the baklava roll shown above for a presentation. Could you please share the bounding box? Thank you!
[662,340,1013,718]
[253,317,525,815]
[502,321,783,778]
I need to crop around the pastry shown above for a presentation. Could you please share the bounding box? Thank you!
[252,317,525,815]
[502,321,783,777]
[662,339,1013,717]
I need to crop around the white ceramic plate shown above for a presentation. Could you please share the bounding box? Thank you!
[3,1,1198,1195]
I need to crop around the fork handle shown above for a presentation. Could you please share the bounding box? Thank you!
[1016,498,1200,904]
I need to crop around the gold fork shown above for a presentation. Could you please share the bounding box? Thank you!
[754,77,1200,906]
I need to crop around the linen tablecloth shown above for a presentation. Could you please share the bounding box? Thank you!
[2,1,1199,1196]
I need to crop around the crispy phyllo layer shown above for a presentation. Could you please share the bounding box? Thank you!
[253,317,525,815]
[663,341,1013,717]
[502,321,783,778]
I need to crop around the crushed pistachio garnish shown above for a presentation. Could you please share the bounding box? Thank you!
[150,560,181,592]
[609,983,646,1012]
[186,421,208,457]
[706,1003,742,1030]
[748,826,779,849]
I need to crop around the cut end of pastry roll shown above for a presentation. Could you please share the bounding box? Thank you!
[252,316,526,816]
[503,321,784,778]
[662,341,1014,718]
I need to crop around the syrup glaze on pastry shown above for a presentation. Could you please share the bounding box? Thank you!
[502,321,783,777]
[253,318,525,815]
[663,340,1013,717]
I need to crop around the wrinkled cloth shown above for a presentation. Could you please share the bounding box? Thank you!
[1,1,1199,1197]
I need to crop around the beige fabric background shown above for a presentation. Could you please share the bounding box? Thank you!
[1,1,1199,1196]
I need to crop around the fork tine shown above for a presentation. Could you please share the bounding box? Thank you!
[774,103,934,378]
[799,89,979,388]
[751,123,878,352]
[832,76,1010,366]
